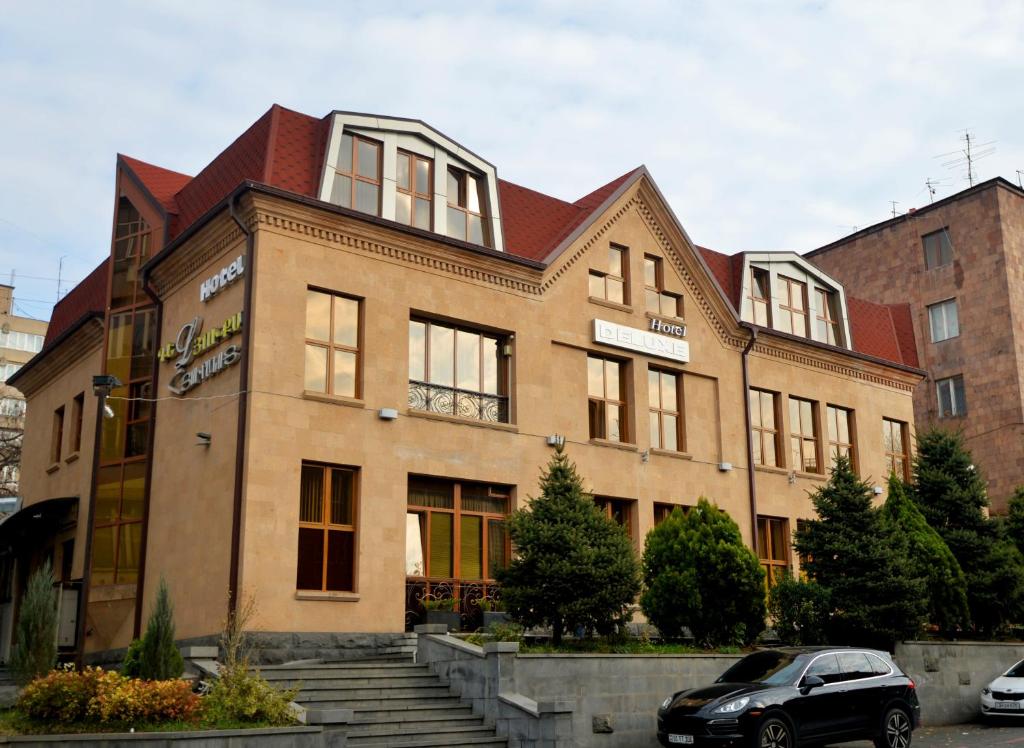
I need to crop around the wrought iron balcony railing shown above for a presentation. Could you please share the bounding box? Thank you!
[408,380,509,423]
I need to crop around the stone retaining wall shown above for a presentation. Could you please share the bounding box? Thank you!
[894,640,1024,725]
[0,726,337,747]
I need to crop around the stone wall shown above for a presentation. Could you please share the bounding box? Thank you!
[894,640,1024,725]
[0,726,337,747]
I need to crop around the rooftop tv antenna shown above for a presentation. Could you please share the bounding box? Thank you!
[936,130,996,187]
[57,255,66,301]
[925,178,939,203]
[1017,170,1024,190]
[889,201,900,218]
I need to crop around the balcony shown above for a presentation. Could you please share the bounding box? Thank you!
[408,380,508,423]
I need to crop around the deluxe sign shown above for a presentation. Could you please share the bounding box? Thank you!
[593,319,690,363]
[200,255,245,302]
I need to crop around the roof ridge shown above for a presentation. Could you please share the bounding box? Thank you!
[118,154,192,180]
[573,166,642,209]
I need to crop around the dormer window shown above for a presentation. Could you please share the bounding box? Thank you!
[749,268,771,326]
[446,167,488,245]
[815,289,840,345]
[396,150,432,230]
[331,133,382,216]
[777,276,808,337]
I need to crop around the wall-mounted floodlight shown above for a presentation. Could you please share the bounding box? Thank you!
[92,374,123,397]
[545,434,565,448]
[196,432,212,447]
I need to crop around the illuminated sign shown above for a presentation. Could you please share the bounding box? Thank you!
[593,319,690,363]
[200,255,245,302]
[159,313,244,395]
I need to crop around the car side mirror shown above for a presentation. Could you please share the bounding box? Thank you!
[801,674,825,693]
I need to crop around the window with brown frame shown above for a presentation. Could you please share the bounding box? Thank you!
[396,150,432,230]
[71,393,84,454]
[594,496,636,540]
[777,276,808,336]
[749,268,771,326]
[297,463,358,592]
[92,461,145,585]
[749,388,779,467]
[826,405,855,469]
[446,166,489,246]
[51,406,64,464]
[654,502,690,526]
[588,355,627,442]
[815,288,840,345]
[757,516,790,590]
[883,418,910,480]
[408,319,508,423]
[788,397,820,474]
[406,477,509,581]
[305,289,361,398]
[331,133,382,216]
[648,368,682,452]
[643,255,682,318]
[589,245,628,305]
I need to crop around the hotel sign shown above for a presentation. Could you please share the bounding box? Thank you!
[200,255,245,303]
[593,319,690,363]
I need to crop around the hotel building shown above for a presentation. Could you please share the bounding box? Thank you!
[7,106,921,660]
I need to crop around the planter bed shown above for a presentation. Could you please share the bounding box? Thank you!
[0,725,327,747]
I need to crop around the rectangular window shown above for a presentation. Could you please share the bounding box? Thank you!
[331,133,382,216]
[0,330,44,353]
[305,289,361,398]
[749,388,779,467]
[643,255,682,318]
[406,477,509,581]
[788,397,820,474]
[396,150,432,230]
[408,319,508,423]
[826,405,854,468]
[883,418,910,480]
[0,398,26,418]
[749,268,771,326]
[777,276,808,336]
[589,245,629,305]
[297,463,358,592]
[446,167,489,246]
[588,355,627,442]
[923,228,953,269]
[51,406,64,464]
[936,375,967,418]
[594,496,636,540]
[654,502,689,526]
[757,516,790,590]
[648,368,682,451]
[928,299,960,342]
[815,288,840,345]
[0,363,21,383]
[71,393,84,454]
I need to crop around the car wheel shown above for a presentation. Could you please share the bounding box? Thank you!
[756,716,793,748]
[874,707,912,748]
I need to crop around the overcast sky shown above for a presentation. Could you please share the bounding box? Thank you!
[2,0,1023,322]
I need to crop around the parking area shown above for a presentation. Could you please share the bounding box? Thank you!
[825,722,1024,747]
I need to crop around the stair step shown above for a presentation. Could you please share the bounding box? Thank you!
[268,676,444,689]
[347,727,501,746]
[347,736,506,748]
[350,704,476,722]
[294,684,453,701]
[348,713,485,731]
[262,665,427,679]
[300,695,465,710]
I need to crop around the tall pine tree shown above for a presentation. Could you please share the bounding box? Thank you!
[497,444,640,645]
[794,456,927,648]
[1008,487,1024,558]
[912,429,1024,635]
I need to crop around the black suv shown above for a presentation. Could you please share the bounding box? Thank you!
[657,647,920,748]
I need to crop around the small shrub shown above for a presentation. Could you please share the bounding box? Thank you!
[10,560,58,685]
[139,579,184,680]
[203,665,298,726]
[121,639,143,678]
[767,573,830,645]
[17,667,111,722]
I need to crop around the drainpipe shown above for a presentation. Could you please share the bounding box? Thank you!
[740,324,759,555]
[227,191,255,617]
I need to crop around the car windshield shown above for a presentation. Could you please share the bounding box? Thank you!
[1007,660,1024,677]
[716,651,807,686]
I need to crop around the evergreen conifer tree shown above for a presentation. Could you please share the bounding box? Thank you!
[641,500,765,647]
[879,474,969,633]
[139,578,184,680]
[912,429,1024,635]
[10,559,57,685]
[794,456,927,647]
[1008,486,1024,558]
[497,444,641,645]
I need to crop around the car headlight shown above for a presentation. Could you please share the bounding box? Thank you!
[714,697,750,714]
[661,696,673,710]
[982,687,991,696]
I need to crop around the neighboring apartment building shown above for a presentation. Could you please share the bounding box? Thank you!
[0,285,47,498]
[7,105,920,660]
[807,177,1024,513]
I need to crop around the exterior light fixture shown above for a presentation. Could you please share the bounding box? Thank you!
[545,434,565,448]
[196,432,212,446]
[872,486,884,495]
[91,374,123,397]
[641,449,650,463]
[718,462,733,472]
[378,408,398,421]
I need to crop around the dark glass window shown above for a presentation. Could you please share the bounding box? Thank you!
[297,463,358,592]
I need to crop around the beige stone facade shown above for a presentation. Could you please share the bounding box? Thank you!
[807,179,1024,512]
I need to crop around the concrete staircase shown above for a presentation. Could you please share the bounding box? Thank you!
[260,657,507,747]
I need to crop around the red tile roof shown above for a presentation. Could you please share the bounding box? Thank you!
[697,246,745,308]
[119,156,190,214]
[44,258,108,346]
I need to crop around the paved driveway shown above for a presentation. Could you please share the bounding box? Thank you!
[824,722,1024,747]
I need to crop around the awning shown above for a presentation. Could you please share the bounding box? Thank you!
[0,496,78,553]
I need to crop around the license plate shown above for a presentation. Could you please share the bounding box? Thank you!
[668,736,694,745]
[995,701,1020,710]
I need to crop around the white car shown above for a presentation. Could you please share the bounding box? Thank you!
[981,658,1024,719]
